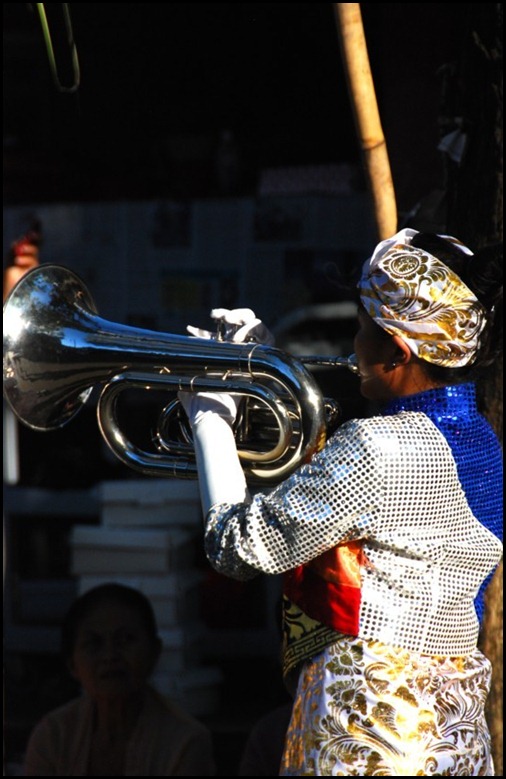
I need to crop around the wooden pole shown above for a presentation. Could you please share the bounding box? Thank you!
[333,3,397,240]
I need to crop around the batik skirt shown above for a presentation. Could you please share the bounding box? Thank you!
[280,635,494,776]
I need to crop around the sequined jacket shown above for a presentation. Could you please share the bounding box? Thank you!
[205,385,503,660]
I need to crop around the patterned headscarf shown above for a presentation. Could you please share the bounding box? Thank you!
[359,228,486,367]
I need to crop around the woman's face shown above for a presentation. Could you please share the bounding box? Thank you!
[69,598,160,701]
[353,307,398,401]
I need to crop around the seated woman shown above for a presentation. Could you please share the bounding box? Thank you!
[23,583,216,776]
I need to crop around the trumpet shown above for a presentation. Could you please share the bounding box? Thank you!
[3,265,359,484]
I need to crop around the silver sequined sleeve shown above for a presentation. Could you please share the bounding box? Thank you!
[204,417,381,580]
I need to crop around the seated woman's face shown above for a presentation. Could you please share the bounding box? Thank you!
[68,598,160,701]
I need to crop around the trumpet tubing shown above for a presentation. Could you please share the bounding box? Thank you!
[3,265,359,484]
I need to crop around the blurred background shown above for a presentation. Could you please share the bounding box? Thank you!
[3,3,484,775]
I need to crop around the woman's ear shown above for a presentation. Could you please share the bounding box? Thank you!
[391,335,413,367]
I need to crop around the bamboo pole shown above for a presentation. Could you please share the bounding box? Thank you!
[334,3,397,240]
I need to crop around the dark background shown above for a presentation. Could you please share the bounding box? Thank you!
[4,3,472,213]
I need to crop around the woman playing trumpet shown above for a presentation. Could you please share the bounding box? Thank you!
[180,228,503,776]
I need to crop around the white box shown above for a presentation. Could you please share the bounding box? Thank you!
[77,572,204,627]
[157,624,204,673]
[70,525,195,575]
[98,479,202,528]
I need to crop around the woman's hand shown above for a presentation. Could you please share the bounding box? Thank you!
[180,308,275,427]
[187,307,275,345]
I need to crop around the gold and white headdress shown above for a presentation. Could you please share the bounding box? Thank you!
[359,228,486,367]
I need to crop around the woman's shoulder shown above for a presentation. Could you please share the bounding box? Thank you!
[324,411,451,473]
[132,688,216,773]
[143,686,212,738]
[27,697,91,764]
[29,695,90,734]
[333,409,437,442]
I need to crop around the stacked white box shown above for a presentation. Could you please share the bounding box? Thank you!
[157,625,204,673]
[78,572,204,629]
[70,526,195,575]
[69,479,223,716]
[98,479,202,528]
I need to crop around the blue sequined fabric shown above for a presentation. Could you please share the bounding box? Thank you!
[383,383,503,622]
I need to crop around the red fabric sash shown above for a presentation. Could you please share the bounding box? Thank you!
[284,540,364,636]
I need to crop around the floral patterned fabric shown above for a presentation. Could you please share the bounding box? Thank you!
[280,635,494,777]
[358,227,486,368]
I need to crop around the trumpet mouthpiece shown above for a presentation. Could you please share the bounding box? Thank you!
[299,354,360,374]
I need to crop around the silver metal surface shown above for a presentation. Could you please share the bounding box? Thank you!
[3,265,359,484]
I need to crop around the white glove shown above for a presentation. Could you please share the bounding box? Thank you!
[187,307,275,346]
[178,387,248,513]
[180,307,274,427]
[178,308,269,512]
[178,390,239,427]
[185,409,249,513]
